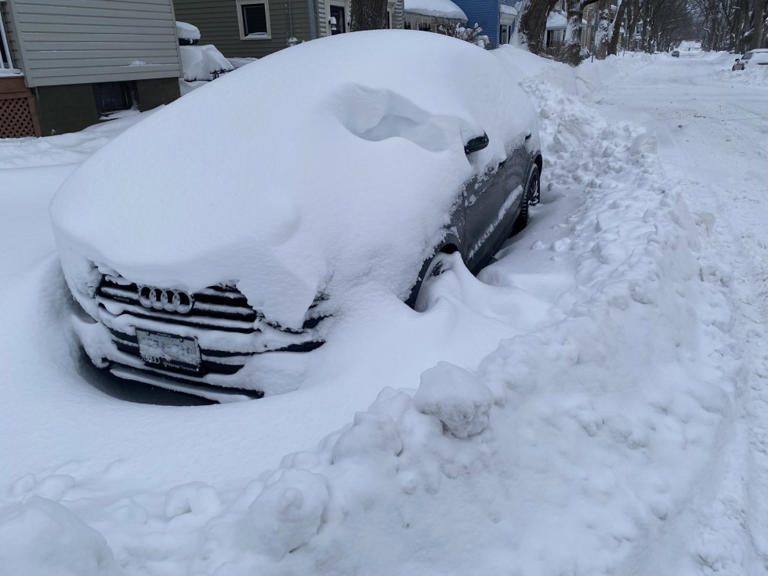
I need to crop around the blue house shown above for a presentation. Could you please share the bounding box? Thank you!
[453,0,522,47]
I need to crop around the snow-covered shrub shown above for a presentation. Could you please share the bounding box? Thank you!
[437,22,490,49]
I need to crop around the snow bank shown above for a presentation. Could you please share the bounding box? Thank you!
[2,41,755,576]
[179,44,234,81]
[404,0,467,20]
[0,497,119,576]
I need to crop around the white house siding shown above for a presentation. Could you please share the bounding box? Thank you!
[7,0,181,87]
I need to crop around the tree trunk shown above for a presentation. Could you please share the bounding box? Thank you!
[607,0,627,55]
[595,0,611,58]
[560,0,584,65]
[350,0,388,30]
[752,0,766,48]
[519,0,561,53]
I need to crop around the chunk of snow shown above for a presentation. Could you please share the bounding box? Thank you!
[176,21,201,43]
[247,469,329,558]
[414,362,493,438]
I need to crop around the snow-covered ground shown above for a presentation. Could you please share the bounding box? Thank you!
[1,47,767,575]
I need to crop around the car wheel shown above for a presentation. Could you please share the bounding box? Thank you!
[513,166,539,235]
[412,250,455,312]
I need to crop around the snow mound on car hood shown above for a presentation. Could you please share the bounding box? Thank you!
[51,31,536,327]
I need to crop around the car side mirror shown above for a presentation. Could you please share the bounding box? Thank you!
[464,133,489,155]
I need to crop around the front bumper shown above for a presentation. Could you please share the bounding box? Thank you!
[73,274,327,400]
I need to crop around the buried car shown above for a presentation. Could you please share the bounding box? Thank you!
[51,31,542,402]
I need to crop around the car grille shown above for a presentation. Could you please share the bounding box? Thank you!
[95,275,325,383]
[97,275,259,333]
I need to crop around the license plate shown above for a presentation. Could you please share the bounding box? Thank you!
[136,329,201,372]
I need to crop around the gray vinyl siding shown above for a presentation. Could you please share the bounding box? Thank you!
[392,0,403,29]
[8,0,181,87]
[174,0,312,59]
[314,0,326,37]
[1,1,23,70]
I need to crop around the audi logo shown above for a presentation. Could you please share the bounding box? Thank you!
[138,286,194,314]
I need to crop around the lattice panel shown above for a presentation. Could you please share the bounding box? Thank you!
[0,95,36,138]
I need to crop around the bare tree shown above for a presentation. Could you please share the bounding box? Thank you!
[559,0,599,64]
[594,0,612,57]
[519,0,562,53]
[690,0,766,51]
[607,0,628,54]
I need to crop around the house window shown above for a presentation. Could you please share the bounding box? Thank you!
[93,82,135,115]
[236,0,271,39]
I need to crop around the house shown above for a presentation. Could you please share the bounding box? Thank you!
[0,0,182,138]
[545,8,567,50]
[544,0,595,53]
[450,0,521,47]
[172,0,405,60]
[403,0,467,32]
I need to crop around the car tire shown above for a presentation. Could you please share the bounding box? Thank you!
[513,166,539,235]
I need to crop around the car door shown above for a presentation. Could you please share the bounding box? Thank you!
[463,134,528,272]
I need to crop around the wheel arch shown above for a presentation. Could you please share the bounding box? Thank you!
[404,232,462,308]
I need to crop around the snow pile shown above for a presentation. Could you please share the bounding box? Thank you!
[179,44,234,81]
[176,21,201,44]
[0,497,119,576]
[404,0,467,20]
[2,45,764,576]
[723,62,768,85]
[2,48,747,575]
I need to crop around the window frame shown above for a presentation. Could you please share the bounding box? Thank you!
[235,0,272,40]
[0,1,14,70]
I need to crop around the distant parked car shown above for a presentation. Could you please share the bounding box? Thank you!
[671,50,680,57]
[733,48,768,70]
[51,31,543,402]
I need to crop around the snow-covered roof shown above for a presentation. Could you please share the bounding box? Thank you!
[404,0,467,21]
[176,21,201,43]
[546,11,567,29]
[500,4,519,16]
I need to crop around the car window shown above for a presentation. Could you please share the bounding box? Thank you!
[743,52,753,60]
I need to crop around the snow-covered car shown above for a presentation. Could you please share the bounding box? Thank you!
[734,48,768,69]
[51,31,542,401]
